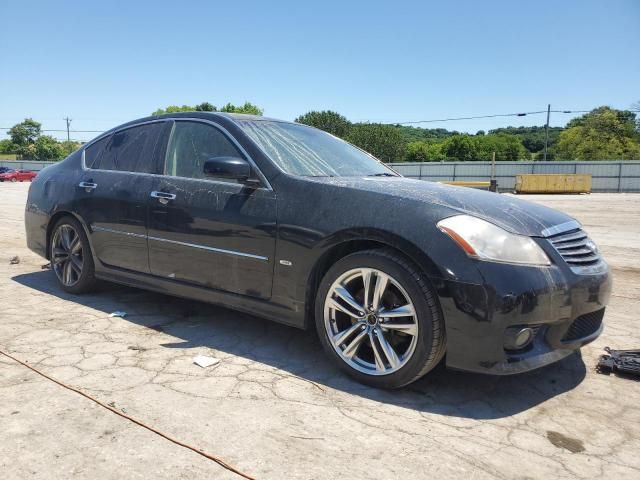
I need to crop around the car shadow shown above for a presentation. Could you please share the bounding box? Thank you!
[12,271,587,420]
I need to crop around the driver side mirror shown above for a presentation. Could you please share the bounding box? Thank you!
[203,156,257,184]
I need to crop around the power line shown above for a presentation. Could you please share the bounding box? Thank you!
[0,127,105,133]
[390,109,591,125]
[0,108,595,134]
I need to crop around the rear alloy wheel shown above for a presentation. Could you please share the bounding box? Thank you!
[11,177,17,182]
[50,217,96,293]
[315,248,445,388]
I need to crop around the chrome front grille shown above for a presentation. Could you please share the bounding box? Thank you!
[548,228,600,266]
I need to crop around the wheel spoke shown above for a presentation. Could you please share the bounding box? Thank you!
[342,329,368,358]
[361,268,372,308]
[381,322,418,336]
[61,226,72,251]
[372,272,389,311]
[379,304,415,318]
[328,298,362,319]
[332,322,364,349]
[52,248,68,264]
[369,331,386,372]
[69,234,81,254]
[69,256,82,276]
[63,260,73,285]
[375,327,400,368]
[334,285,365,316]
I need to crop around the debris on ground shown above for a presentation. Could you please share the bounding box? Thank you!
[546,431,585,453]
[597,347,640,377]
[193,355,220,368]
[128,345,147,352]
[41,263,50,270]
[9,256,20,265]
[109,311,127,318]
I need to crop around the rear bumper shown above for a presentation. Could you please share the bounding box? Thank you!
[25,204,49,259]
[439,259,612,375]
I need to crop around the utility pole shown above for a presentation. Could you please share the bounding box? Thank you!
[63,117,72,142]
[490,151,497,192]
[542,104,550,161]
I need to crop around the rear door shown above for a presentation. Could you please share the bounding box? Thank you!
[74,121,168,273]
[147,119,277,299]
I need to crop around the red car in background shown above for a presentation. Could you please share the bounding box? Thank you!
[0,168,37,182]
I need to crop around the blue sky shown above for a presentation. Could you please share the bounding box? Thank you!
[1,0,639,141]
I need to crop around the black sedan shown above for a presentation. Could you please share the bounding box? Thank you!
[25,112,611,388]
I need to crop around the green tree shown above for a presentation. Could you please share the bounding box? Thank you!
[489,125,564,154]
[153,101,263,116]
[346,123,406,162]
[21,135,64,160]
[554,106,640,160]
[405,141,446,162]
[294,110,352,138]
[8,118,41,147]
[60,140,82,156]
[152,105,196,115]
[441,135,476,161]
[0,139,18,154]
[195,102,216,112]
[219,102,263,115]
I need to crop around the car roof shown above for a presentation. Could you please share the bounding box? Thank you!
[85,112,300,148]
[114,111,294,131]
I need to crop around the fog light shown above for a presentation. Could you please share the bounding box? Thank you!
[504,327,535,351]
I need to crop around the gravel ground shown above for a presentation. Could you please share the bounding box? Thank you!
[1,182,639,479]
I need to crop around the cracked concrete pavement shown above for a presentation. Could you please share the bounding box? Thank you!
[1,182,639,479]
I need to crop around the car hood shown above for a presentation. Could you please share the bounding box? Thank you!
[306,176,576,237]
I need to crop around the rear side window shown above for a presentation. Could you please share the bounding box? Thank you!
[84,136,110,168]
[95,123,164,173]
[165,121,241,180]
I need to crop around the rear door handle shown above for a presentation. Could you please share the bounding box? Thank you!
[150,191,176,205]
[79,181,97,191]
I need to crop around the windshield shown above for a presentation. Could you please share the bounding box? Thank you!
[237,120,397,177]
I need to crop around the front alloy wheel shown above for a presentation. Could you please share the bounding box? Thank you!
[315,248,445,388]
[324,268,419,375]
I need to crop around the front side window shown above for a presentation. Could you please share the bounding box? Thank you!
[237,120,396,177]
[164,121,241,180]
[95,123,163,173]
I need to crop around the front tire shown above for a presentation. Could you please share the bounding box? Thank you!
[315,248,445,389]
[11,177,17,182]
[50,217,97,294]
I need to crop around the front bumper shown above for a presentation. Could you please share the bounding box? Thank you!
[438,258,612,375]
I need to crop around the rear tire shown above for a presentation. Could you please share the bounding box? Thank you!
[11,177,17,182]
[315,248,445,389]
[50,216,97,294]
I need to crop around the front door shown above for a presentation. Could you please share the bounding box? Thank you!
[147,120,276,299]
[74,121,166,273]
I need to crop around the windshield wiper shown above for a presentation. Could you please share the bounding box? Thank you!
[366,173,396,177]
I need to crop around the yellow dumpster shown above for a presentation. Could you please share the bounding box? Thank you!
[514,174,592,194]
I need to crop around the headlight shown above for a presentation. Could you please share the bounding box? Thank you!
[437,215,550,266]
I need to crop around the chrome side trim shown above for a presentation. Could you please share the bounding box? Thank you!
[92,226,146,238]
[541,220,582,238]
[91,225,268,262]
[146,235,269,261]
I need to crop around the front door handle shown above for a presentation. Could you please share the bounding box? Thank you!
[150,191,177,205]
[78,181,97,191]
